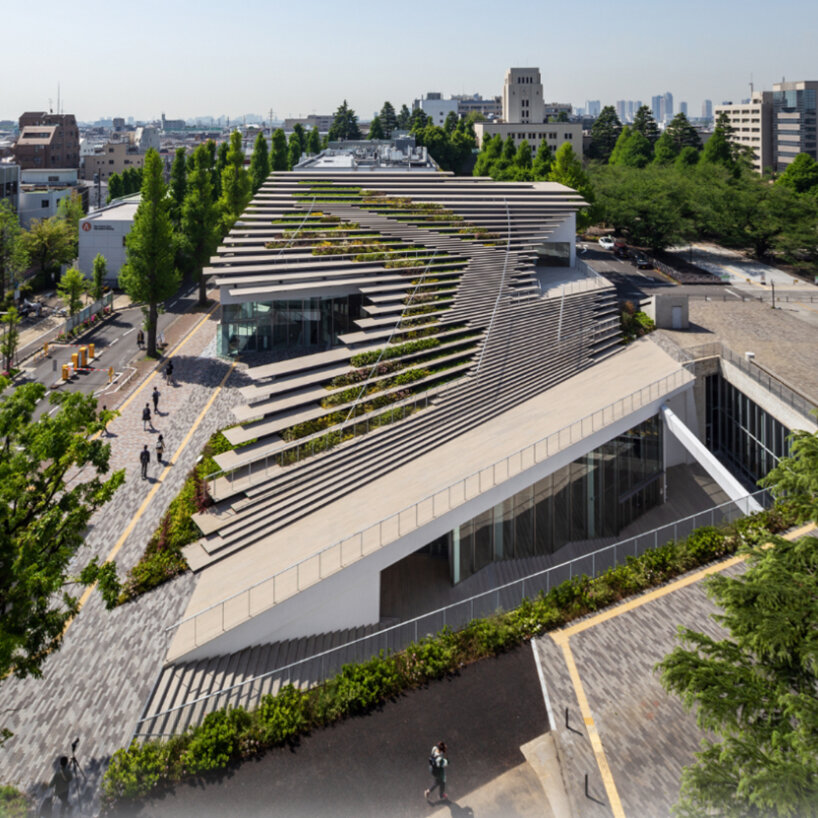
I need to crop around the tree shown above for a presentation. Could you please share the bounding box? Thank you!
[182,143,220,306]
[409,108,430,133]
[22,217,74,283]
[271,128,288,171]
[307,127,321,155]
[665,112,701,152]
[675,146,700,169]
[514,140,532,170]
[57,266,86,317]
[287,137,301,170]
[0,382,124,681]
[701,125,735,169]
[367,115,385,140]
[473,134,503,177]
[396,104,411,130]
[589,106,622,162]
[590,164,692,250]
[776,153,818,195]
[168,147,187,229]
[532,141,553,179]
[56,189,84,236]
[292,124,306,154]
[218,130,252,234]
[107,173,124,202]
[0,200,28,298]
[631,105,660,146]
[379,101,397,137]
[1,306,20,372]
[120,149,179,357]
[327,100,362,141]
[657,533,818,817]
[549,143,596,230]
[653,130,679,164]
[609,126,652,168]
[249,132,271,193]
[91,253,107,302]
[443,110,459,134]
[760,422,818,518]
[122,167,143,195]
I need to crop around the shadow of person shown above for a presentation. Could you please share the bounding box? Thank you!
[442,800,474,816]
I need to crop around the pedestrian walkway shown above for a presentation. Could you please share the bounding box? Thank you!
[0,303,248,812]
[536,523,816,818]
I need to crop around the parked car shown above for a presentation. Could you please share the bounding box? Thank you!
[598,236,615,250]
[631,252,653,269]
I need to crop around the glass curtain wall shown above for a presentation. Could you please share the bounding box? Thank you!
[452,416,663,583]
[219,294,363,356]
[705,373,791,486]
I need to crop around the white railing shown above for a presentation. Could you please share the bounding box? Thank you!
[63,291,114,334]
[167,367,692,651]
[139,488,770,739]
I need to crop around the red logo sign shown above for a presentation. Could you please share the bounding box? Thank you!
[81,222,92,232]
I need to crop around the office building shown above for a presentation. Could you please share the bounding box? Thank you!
[585,100,601,117]
[17,167,87,227]
[772,80,818,169]
[680,102,688,117]
[413,93,459,127]
[651,95,664,123]
[453,94,502,120]
[0,164,20,210]
[664,92,674,121]
[702,99,713,122]
[78,195,140,284]
[82,139,146,181]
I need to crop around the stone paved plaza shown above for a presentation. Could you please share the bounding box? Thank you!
[0,303,248,810]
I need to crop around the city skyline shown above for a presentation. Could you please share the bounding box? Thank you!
[2,0,815,123]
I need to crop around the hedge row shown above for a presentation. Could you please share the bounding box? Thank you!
[100,503,800,810]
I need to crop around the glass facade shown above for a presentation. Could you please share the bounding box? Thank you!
[451,416,663,583]
[219,295,363,356]
[705,373,791,486]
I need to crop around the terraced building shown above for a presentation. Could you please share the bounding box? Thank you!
[153,148,718,735]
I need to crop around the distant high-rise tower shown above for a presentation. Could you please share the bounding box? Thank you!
[650,94,664,122]
[615,100,627,122]
[585,100,601,117]
[680,101,688,117]
[663,92,674,121]
[701,99,713,121]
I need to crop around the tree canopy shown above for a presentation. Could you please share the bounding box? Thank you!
[22,217,74,283]
[57,266,86,316]
[367,115,385,140]
[0,381,124,680]
[218,130,252,233]
[588,106,623,162]
[271,128,288,171]
[168,147,187,230]
[249,132,270,194]
[657,532,818,816]
[120,148,179,356]
[182,143,220,306]
[632,105,660,145]
[776,153,818,196]
[327,100,362,141]
[0,200,28,297]
[379,101,397,137]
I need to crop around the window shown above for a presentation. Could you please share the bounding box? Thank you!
[42,200,49,208]
[48,175,59,182]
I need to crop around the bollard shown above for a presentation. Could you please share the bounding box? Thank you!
[43,342,49,357]
[62,363,70,381]
[108,366,114,384]
[79,346,87,367]
[89,342,95,359]
[71,352,79,370]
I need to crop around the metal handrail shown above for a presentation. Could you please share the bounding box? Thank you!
[166,366,692,639]
[141,488,769,734]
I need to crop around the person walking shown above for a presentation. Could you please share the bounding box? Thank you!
[152,385,160,413]
[50,756,72,816]
[425,741,448,802]
[165,359,174,385]
[101,404,111,437]
[139,445,150,480]
[156,434,165,464]
[142,403,153,431]
[136,329,144,349]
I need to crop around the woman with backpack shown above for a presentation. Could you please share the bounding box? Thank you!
[424,741,448,801]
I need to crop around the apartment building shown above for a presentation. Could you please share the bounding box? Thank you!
[82,139,145,181]
[13,112,80,170]
[713,91,774,173]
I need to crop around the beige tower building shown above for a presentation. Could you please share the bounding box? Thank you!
[503,68,545,123]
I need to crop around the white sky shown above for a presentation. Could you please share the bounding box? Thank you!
[2,0,815,122]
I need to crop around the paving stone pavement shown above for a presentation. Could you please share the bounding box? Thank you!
[535,561,748,818]
[0,309,251,813]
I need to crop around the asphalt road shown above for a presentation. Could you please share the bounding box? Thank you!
[115,645,548,818]
[15,285,200,420]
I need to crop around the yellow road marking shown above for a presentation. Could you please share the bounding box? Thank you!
[69,359,235,625]
[550,521,816,817]
[552,632,626,818]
